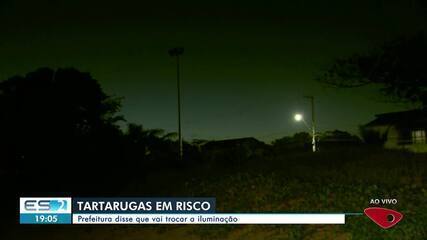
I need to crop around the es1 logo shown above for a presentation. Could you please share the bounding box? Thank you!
[20,198,71,213]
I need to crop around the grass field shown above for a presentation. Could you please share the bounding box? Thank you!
[8,146,427,239]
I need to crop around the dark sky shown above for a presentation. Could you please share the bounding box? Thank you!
[1,1,426,141]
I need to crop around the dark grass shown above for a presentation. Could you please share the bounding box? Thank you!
[5,146,427,239]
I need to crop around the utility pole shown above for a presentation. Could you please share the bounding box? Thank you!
[304,96,316,152]
[294,97,317,152]
[305,96,317,152]
[168,47,184,160]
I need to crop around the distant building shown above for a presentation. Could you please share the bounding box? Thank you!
[318,130,361,148]
[363,109,427,152]
[201,137,267,162]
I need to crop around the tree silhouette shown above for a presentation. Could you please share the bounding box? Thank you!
[0,68,124,193]
[272,132,312,152]
[125,123,178,165]
[318,33,427,106]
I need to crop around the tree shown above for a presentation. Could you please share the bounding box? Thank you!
[318,33,427,106]
[0,68,124,193]
[125,123,178,164]
[272,132,312,151]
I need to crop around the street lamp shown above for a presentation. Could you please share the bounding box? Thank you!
[294,113,303,122]
[293,113,311,132]
[294,96,317,152]
[169,47,184,160]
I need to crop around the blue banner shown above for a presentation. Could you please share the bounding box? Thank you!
[20,213,71,224]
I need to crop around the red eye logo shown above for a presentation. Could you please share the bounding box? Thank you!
[364,207,403,229]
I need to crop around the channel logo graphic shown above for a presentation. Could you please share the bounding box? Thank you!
[364,207,403,229]
[20,197,72,224]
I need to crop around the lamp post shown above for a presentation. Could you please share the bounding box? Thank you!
[305,96,316,152]
[168,47,184,160]
[294,96,317,152]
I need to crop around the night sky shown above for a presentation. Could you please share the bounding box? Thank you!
[1,1,426,141]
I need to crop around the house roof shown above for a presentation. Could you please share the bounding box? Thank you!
[365,109,427,128]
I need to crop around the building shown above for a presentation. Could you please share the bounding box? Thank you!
[363,109,427,152]
[318,130,361,148]
[201,137,267,162]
